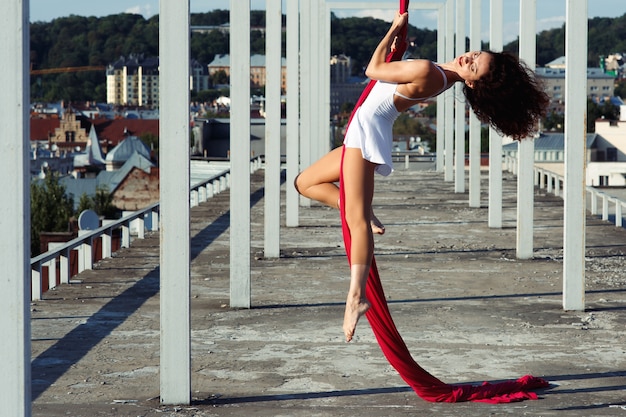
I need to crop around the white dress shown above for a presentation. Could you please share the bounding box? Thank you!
[344,81,399,176]
[343,64,448,176]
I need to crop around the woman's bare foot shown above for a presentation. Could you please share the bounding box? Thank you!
[371,211,385,235]
[343,297,371,342]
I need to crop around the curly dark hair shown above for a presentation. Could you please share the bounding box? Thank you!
[463,51,549,141]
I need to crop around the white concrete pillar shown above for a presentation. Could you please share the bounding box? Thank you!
[322,1,332,155]
[444,0,455,182]
[436,3,446,172]
[516,0,536,259]
[468,0,482,207]
[0,1,31,415]
[159,0,191,404]
[264,0,282,258]
[563,0,588,311]
[317,0,330,158]
[299,0,312,207]
[454,0,466,193]
[309,0,320,164]
[286,0,300,227]
[488,0,504,228]
[229,0,251,307]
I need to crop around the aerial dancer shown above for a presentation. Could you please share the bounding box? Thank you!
[295,4,550,403]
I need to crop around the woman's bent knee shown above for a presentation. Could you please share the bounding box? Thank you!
[294,173,302,195]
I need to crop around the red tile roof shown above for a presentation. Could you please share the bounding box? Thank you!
[30,116,159,146]
[30,118,59,141]
[91,118,159,146]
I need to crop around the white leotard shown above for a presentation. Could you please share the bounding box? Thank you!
[344,64,448,176]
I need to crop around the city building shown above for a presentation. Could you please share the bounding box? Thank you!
[106,55,210,106]
[191,59,210,92]
[208,54,287,92]
[503,119,626,187]
[330,54,368,115]
[537,57,617,113]
[106,54,160,107]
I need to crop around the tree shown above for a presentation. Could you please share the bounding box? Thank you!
[92,185,118,219]
[76,185,118,221]
[76,192,93,214]
[614,80,626,99]
[543,111,565,132]
[211,70,229,86]
[140,132,159,161]
[587,99,619,132]
[30,172,75,255]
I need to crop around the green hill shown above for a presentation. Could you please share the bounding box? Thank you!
[30,10,626,102]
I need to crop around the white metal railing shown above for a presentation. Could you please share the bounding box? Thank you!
[503,156,626,229]
[29,156,261,301]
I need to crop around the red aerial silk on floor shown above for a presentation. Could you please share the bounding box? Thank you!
[338,0,549,403]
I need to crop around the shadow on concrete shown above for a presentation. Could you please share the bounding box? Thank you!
[31,270,159,401]
[252,288,626,311]
[196,370,626,407]
[190,182,266,261]
[195,385,414,406]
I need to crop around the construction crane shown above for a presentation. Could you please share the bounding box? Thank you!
[30,65,106,75]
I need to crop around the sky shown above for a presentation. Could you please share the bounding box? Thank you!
[30,0,626,43]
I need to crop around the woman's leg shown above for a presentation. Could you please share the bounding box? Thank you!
[295,147,385,234]
[294,147,342,209]
[341,147,377,342]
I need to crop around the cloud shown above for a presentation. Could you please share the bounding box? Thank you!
[536,15,566,33]
[125,4,155,18]
[333,8,395,22]
[125,6,142,15]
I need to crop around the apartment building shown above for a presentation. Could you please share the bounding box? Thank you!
[106,55,209,107]
[208,54,287,92]
[106,54,160,107]
[537,56,617,113]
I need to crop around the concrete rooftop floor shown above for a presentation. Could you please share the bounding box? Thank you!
[31,166,626,416]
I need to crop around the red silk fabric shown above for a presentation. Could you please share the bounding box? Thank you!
[338,0,549,403]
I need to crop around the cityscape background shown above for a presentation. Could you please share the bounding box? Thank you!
[30,0,626,43]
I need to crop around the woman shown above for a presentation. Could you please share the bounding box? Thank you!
[295,12,549,342]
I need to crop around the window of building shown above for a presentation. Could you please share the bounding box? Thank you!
[599,175,609,186]
[607,147,617,162]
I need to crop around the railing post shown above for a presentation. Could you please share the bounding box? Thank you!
[137,216,145,239]
[547,174,553,193]
[84,237,93,271]
[46,258,57,290]
[151,210,159,232]
[60,248,70,285]
[589,190,596,215]
[554,177,560,197]
[602,195,609,221]
[616,201,623,227]
[102,228,112,259]
[32,263,42,301]
[122,222,130,248]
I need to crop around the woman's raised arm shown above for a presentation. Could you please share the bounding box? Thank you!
[364,12,442,94]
